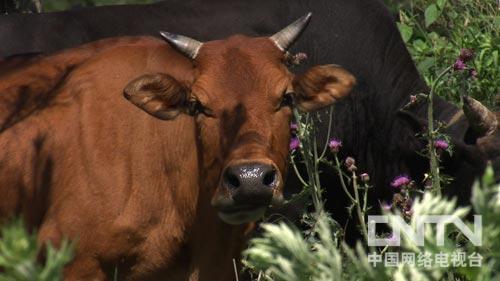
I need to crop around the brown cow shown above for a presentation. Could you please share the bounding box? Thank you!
[0,14,355,280]
[0,36,151,133]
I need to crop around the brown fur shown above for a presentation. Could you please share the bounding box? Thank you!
[0,35,354,280]
[0,36,151,133]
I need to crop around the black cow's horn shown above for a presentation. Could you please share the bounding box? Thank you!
[270,12,312,51]
[160,31,203,59]
[463,96,498,137]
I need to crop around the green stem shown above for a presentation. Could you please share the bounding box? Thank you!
[334,155,356,203]
[312,122,323,213]
[294,110,323,214]
[362,183,369,215]
[352,171,368,243]
[319,107,334,160]
[427,94,441,195]
[290,156,310,188]
[428,65,452,195]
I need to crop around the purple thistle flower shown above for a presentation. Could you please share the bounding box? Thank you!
[328,138,342,153]
[391,175,411,188]
[289,137,300,151]
[434,139,449,150]
[459,48,474,62]
[453,59,466,71]
[290,123,298,132]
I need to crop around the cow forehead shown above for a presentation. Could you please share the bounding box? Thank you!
[198,35,284,60]
[193,35,291,103]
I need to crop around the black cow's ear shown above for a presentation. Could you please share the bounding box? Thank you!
[124,73,188,120]
[292,64,355,112]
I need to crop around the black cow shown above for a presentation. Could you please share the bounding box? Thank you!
[0,0,282,58]
[1,0,498,240]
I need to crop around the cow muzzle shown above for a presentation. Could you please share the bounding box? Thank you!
[213,160,284,224]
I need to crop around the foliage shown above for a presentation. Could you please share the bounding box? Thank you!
[5,0,156,13]
[2,0,41,13]
[470,165,500,280]
[42,0,155,12]
[244,166,500,281]
[395,0,499,107]
[0,219,73,281]
[244,213,345,281]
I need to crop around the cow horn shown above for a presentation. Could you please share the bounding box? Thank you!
[463,96,498,137]
[159,31,203,59]
[270,12,312,51]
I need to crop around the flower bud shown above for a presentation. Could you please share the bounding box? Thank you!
[360,173,370,183]
[345,157,355,166]
[459,48,474,62]
[344,157,357,172]
[410,95,417,104]
[328,138,342,153]
[453,59,466,71]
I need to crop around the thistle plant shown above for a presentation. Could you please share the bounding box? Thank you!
[330,153,371,243]
[245,162,500,281]
[286,108,372,242]
[400,50,468,195]
[426,64,450,194]
[287,108,339,216]
[424,46,480,194]
[0,219,74,281]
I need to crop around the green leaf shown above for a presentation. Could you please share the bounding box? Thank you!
[495,16,500,30]
[424,4,440,27]
[436,0,447,10]
[417,57,435,74]
[412,39,428,52]
[448,10,458,19]
[428,31,439,41]
[482,164,495,186]
[397,23,413,43]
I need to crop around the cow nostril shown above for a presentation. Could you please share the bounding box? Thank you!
[224,171,241,188]
[262,169,277,187]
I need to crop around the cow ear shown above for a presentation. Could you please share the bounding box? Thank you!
[124,73,188,120]
[292,65,355,112]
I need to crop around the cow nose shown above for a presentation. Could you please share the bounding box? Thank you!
[223,162,278,204]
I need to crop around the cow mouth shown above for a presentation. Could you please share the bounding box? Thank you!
[217,204,267,225]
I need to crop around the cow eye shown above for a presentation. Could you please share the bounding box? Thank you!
[188,98,214,117]
[188,99,203,115]
[280,92,294,108]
